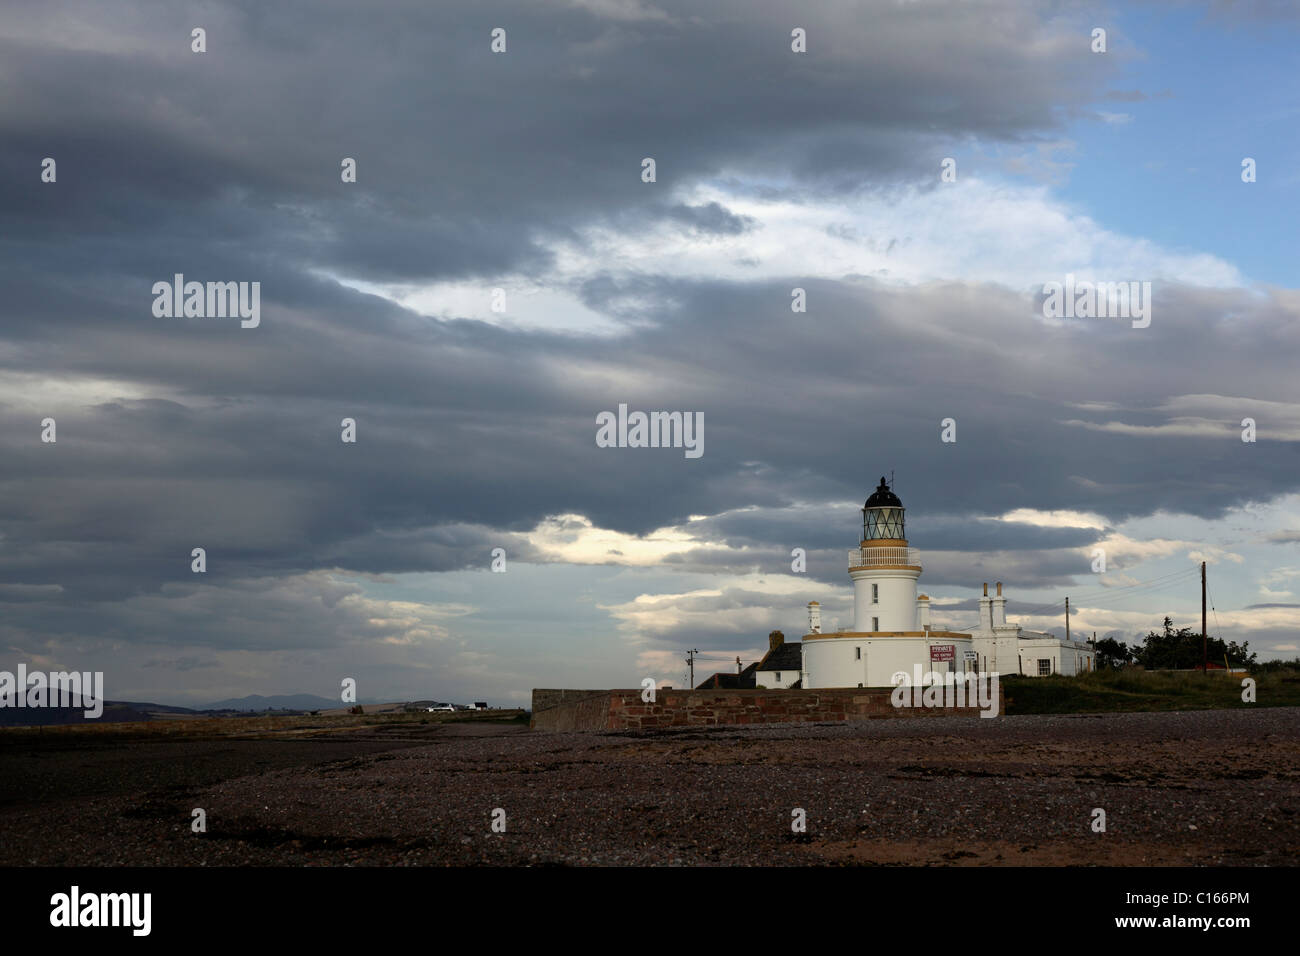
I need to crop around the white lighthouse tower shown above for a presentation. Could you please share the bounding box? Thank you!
[850,477,921,633]
[799,476,1097,687]
[802,477,972,688]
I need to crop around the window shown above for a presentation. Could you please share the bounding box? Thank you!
[1038,659,1051,676]
[872,616,879,631]
[774,672,781,681]
[855,647,861,660]
[872,583,879,604]
[864,507,905,540]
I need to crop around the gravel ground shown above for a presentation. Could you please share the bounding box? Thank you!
[1,709,1296,866]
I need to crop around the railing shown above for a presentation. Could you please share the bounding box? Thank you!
[848,547,920,569]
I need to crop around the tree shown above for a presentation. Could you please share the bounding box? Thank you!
[1132,617,1258,670]
[1093,636,1133,669]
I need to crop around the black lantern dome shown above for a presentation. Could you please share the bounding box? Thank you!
[862,476,905,542]
[864,477,902,510]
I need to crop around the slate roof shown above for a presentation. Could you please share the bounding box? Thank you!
[695,662,758,690]
[756,641,803,673]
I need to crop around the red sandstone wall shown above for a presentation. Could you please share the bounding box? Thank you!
[530,685,999,731]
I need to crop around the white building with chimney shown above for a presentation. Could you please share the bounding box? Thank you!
[800,477,1094,688]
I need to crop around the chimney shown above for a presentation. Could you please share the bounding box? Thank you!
[992,581,1007,627]
[769,630,785,651]
[979,583,993,633]
[916,594,931,629]
[807,601,822,634]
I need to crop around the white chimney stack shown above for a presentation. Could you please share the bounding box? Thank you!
[979,582,993,633]
[807,601,822,634]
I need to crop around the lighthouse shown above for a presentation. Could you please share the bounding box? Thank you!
[850,477,922,633]
[802,476,971,688]
[800,476,1096,687]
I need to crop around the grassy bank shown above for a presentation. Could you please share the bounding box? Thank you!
[1003,668,1300,715]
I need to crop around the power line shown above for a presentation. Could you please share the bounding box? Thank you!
[1208,584,1223,643]
[1090,579,1194,605]
[941,566,1202,629]
[1050,565,1199,602]
[1010,569,1200,618]
[1012,566,1200,615]
[1087,575,1200,609]
[1072,566,1200,601]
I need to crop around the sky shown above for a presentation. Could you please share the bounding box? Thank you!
[1,0,1297,708]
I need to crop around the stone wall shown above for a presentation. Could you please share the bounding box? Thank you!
[530,684,999,731]
[530,689,610,716]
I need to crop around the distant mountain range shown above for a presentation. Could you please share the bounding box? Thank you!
[0,700,198,726]
[201,693,355,711]
[0,693,399,725]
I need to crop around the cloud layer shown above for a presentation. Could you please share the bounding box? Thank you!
[2,0,1296,702]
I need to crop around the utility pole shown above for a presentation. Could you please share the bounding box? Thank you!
[1202,561,1208,674]
[736,655,742,674]
[1065,597,1070,643]
[686,649,699,688]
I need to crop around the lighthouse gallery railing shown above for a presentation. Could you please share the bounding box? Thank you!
[848,547,920,569]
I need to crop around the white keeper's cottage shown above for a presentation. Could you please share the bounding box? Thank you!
[799,477,1095,688]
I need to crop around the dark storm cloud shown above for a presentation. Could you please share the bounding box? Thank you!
[647,510,1104,592]
[142,656,219,671]
[1,0,1293,668]
[3,266,1296,614]
[691,506,1103,554]
[3,270,1297,606]
[665,202,754,236]
[0,0,1113,284]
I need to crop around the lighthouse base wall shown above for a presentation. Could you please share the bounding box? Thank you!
[802,632,976,688]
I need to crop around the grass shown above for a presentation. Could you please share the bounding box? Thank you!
[1003,667,1300,715]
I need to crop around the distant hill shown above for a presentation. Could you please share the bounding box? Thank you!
[201,693,347,712]
[0,700,194,726]
[122,701,200,715]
